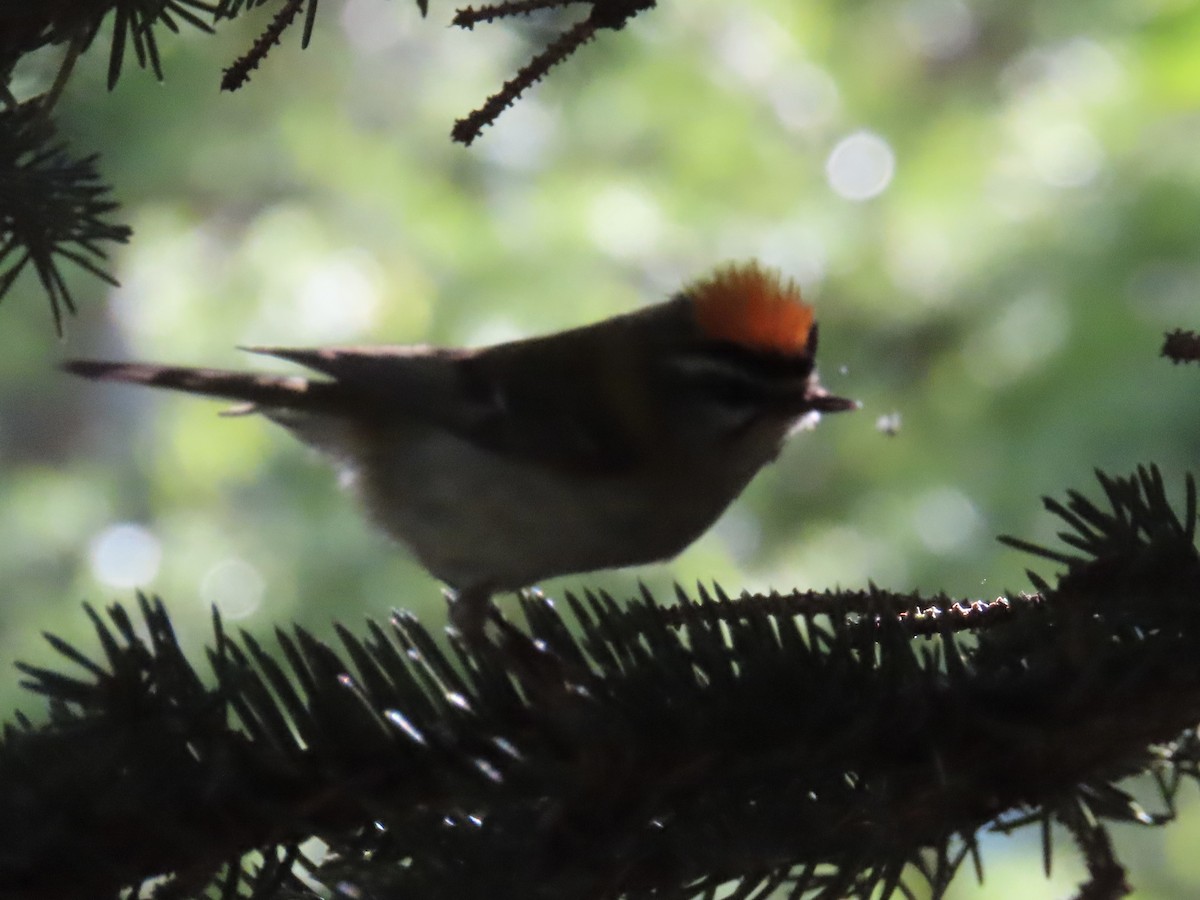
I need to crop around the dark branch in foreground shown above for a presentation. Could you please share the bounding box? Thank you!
[451,0,657,144]
[0,103,131,335]
[1162,328,1200,366]
[220,0,307,91]
[2,465,1197,899]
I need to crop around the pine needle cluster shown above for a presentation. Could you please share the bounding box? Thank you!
[2,0,644,330]
[3,466,1198,899]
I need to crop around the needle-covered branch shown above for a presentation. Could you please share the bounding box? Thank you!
[0,0,652,331]
[450,0,656,144]
[0,104,131,335]
[1162,328,1200,366]
[2,465,1198,900]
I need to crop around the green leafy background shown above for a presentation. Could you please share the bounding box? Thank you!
[3,0,1200,895]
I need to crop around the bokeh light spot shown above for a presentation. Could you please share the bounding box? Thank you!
[964,292,1070,387]
[769,63,839,132]
[340,0,405,54]
[1029,122,1104,188]
[826,131,896,201]
[89,523,162,588]
[912,487,982,554]
[899,0,976,61]
[587,184,666,261]
[199,557,266,620]
[296,251,383,341]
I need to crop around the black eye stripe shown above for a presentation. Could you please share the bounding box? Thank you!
[701,338,814,372]
[666,341,816,398]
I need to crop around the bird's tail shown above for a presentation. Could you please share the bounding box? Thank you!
[62,360,341,414]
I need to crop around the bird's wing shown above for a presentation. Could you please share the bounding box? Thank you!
[65,331,657,475]
[241,344,496,427]
[247,343,654,474]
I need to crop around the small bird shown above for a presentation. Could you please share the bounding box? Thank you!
[65,262,856,639]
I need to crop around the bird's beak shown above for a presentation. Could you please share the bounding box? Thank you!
[807,389,860,414]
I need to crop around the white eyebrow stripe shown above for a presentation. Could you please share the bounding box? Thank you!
[665,353,758,381]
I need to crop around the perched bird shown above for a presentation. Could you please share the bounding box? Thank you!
[65,262,856,639]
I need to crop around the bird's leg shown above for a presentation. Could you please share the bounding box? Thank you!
[445,583,497,649]
[446,584,581,694]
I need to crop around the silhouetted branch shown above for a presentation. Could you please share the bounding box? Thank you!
[1162,328,1200,366]
[220,0,307,90]
[451,0,656,144]
[0,103,131,335]
[0,0,654,330]
[3,466,1199,899]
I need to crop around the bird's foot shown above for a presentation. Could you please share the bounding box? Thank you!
[445,586,588,698]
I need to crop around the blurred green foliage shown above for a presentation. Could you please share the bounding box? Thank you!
[3,0,1199,895]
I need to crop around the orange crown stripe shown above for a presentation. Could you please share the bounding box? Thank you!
[688,262,814,354]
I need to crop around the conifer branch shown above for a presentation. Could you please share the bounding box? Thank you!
[220,0,307,91]
[0,0,654,331]
[3,466,1199,899]
[0,104,131,335]
[1162,328,1200,366]
[451,0,656,144]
